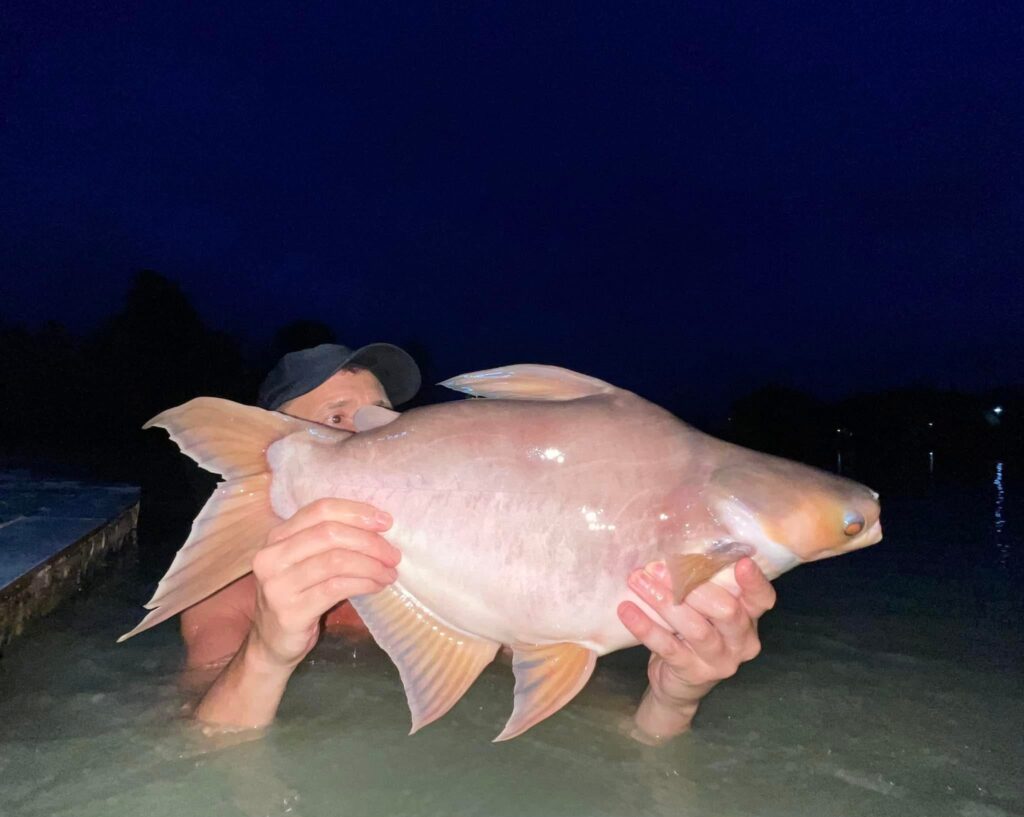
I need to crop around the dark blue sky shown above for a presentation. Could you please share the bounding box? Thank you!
[2,2,1021,412]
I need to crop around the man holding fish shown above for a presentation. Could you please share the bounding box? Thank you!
[173,342,778,743]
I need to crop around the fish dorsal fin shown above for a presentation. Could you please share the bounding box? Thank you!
[353,404,402,432]
[440,364,617,401]
[661,541,755,604]
[495,642,597,742]
[349,586,500,734]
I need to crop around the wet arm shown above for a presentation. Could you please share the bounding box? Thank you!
[618,557,776,744]
[174,577,290,730]
[189,628,298,730]
[181,499,399,731]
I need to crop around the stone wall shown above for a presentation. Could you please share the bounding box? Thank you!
[0,502,139,648]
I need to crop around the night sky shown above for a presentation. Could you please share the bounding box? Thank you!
[2,2,1021,414]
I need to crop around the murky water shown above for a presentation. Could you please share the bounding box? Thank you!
[1,467,1021,817]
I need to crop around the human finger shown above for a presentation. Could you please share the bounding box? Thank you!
[267,498,393,546]
[254,521,400,579]
[626,569,724,647]
[289,577,390,624]
[678,577,755,653]
[627,569,725,658]
[733,557,776,619]
[291,548,398,595]
[617,601,700,672]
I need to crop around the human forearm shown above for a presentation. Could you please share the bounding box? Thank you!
[192,632,295,730]
[631,681,715,745]
[619,558,777,745]
[185,500,400,730]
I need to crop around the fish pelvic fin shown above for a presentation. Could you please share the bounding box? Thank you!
[119,398,340,642]
[349,586,500,734]
[494,642,597,742]
[439,364,616,401]
[663,542,755,605]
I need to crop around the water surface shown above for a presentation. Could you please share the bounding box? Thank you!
[1,468,1021,817]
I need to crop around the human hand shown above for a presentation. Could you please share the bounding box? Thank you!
[248,498,401,669]
[617,556,776,743]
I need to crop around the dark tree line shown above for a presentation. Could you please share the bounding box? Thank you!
[5,270,1015,575]
[718,384,1022,490]
[3,272,249,484]
[0,272,359,570]
[2,270,1019,494]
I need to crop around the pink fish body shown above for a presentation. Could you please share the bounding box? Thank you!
[123,365,882,740]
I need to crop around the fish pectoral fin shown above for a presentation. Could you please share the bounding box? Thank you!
[353,404,402,432]
[439,364,616,401]
[349,587,499,735]
[662,541,756,605]
[495,642,597,742]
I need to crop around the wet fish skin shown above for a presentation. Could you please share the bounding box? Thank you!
[272,384,880,652]
[123,364,882,739]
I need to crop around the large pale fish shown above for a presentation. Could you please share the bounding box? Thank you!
[122,365,882,740]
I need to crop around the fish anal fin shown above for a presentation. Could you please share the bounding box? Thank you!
[439,364,616,401]
[663,542,755,605]
[349,587,499,734]
[495,642,597,742]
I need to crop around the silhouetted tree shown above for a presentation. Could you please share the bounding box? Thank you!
[72,271,255,484]
[0,320,86,471]
[272,319,335,360]
[726,385,833,468]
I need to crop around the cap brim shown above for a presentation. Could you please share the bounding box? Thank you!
[342,343,422,407]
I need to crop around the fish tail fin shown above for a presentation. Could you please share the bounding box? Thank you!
[119,398,328,641]
[142,397,302,480]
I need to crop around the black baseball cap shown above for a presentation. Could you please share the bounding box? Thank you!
[257,342,421,411]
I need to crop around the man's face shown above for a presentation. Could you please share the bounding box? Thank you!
[280,368,391,431]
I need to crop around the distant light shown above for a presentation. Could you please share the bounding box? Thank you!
[993,406,1004,415]
[835,427,841,433]
[927,421,933,428]
[995,461,1007,568]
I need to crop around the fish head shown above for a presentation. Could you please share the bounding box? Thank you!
[707,457,882,567]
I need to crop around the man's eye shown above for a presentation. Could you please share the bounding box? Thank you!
[328,414,343,425]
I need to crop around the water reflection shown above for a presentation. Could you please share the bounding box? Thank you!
[994,461,1008,568]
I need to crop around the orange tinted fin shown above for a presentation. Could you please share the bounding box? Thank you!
[119,398,347,642]
[349,586,500,734]
[142,397,310,478]
[439,364,616,401]
[663,541,755,605]
[494,642,597,742]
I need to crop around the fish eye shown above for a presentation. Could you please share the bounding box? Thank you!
[843,511,865,536]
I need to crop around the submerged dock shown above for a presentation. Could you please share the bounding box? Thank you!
[0,472,139,648]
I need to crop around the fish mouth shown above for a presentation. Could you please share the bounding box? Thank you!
[853,518,882,549]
